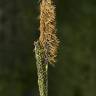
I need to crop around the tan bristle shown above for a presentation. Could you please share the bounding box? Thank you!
[39,0,59,64]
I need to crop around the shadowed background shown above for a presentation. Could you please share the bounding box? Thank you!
[0,0,96,96]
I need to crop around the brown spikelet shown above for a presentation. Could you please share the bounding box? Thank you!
[39,0,59,64]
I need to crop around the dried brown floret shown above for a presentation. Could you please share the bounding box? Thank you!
[39,0,59,64]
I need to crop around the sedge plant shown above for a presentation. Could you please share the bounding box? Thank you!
[34,0,59,96]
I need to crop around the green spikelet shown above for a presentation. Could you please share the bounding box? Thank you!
[34,41,48,96]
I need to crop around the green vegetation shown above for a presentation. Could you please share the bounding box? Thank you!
[0,0,96,96]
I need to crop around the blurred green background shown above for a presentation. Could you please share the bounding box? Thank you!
[0,0,96,96]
